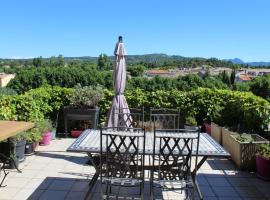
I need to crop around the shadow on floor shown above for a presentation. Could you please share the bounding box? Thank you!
[34,151,89,165]
[27,177,168,200]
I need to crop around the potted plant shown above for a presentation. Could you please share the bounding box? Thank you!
[64,85,104,136]
[9,133,26,162]
[0,132,27,164]
[37,119,53,145]
[24,128,42,155]
[256,143,270,180]
[184,115,197,130]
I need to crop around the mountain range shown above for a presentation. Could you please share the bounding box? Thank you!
[225,58,270,66]
[1,54,270,67]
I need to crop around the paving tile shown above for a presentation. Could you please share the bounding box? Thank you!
[27,189,45,200]
[4,177,30,188]
[206,177,231,187]
[0,187,21,199]
[48,179,75,191]
[1,138,270,200]
[235,186,264,198]
[65,191,87,200]
[12,188,34,199]
[13,169,40,178]
[24,178,53,189]
[39,190,68,200]
[227,177,253,187]
[212,186,240,198]
[70,180,89,191]
[199,186,216,197]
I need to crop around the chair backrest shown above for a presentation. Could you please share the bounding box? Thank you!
[115,107,144,128]
[150,108,180,129]
[100,127,146,182]
[152,128,200,181]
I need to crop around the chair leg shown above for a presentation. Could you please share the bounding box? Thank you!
[0,164,9,187]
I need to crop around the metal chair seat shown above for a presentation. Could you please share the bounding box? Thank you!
[102,177,143,186]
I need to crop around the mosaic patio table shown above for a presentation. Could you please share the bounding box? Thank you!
[67,129,230,199]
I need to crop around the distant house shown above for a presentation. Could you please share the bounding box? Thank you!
[235,74,252,83]
[144,69,176,77]
[0,73,15,87]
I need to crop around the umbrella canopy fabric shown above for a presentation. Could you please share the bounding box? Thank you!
[106,39,131,127]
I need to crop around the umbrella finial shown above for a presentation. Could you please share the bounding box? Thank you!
[118,36,123,43]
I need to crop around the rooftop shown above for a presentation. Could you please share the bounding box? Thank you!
[1,138,269,200]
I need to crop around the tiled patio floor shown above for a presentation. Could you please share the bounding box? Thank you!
[1,138,270,200]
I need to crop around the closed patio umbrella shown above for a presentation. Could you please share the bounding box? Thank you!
[106,36,131,127]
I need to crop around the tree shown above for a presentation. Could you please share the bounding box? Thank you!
[249,75,270,101]
[230,68,236,85]
[220,70,231,87]
[57,54,65,67]
[127,65,145,76]
[97,54,109,70]
[33,56,43,67]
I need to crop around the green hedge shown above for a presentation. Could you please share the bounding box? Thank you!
[0,86,269,136]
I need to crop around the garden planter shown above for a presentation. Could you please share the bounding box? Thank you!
[71,130,83,138]
[25,142,35,155]
[211,122,222,144]
[51,130,56,140]
[184,125,197,130]
[15,140,26,162]
[221,127,237,151]
[33,141,39,150]
[0,140,26,162]
[40,132,52,145]
[64,107,100,137]
[223,133,269,170]
[256,155,270,180]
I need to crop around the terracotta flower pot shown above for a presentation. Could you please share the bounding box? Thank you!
[204,122,211,134]
[256,154,270,180]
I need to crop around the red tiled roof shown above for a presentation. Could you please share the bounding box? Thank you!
[239,75,252,81]
[145,69,170,74]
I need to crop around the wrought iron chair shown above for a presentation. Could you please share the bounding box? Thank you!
[150,128,201,200]
[150,108,180,130]
[0,153,21,187]
[100,127,146,200]
[115,107,144,128]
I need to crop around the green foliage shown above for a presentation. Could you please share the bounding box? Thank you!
[33,56,44,67]
[9,132,26,144]
[7,65,113,93]
[36,119,53,133]
[219,70,231,87]
[68,85,105,108]
[127,65,145,76]
[258,143,270,159]
[97,54,111,70]
[235,134,254,142]
[0,86,269,136]
[0,87,17,95]
[249,75,270,101]
[23,128,42,142]
[185,116,197,126]
[232,82,250,91]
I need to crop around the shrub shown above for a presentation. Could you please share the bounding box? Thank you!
[68,85,104,108]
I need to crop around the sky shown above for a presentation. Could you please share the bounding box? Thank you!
[0,0,270,62]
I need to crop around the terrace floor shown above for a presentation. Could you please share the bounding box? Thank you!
[0,138,270,200]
